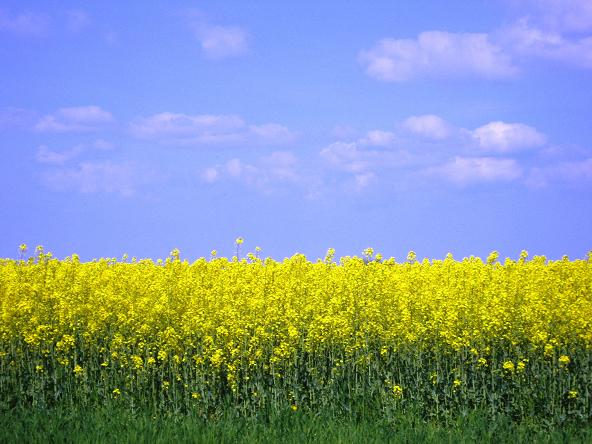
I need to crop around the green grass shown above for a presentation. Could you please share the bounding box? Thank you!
[1,406,591,444]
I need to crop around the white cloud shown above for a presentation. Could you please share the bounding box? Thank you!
[130,112,244,139]
[65,10,90,33]
[41,161,138,197]
[261,151,299,181]
[130,112,293,146]
[354,172,377,190]
[197,24,249,59]
[0,9,49,36]
[500,18,592,69]
[472,121,546,152]
[517,0,592,34]
[226,158,245,177]
[249,123,295,144]
[427,156,522,184]
[359,31,518,81]
[200,151,301,192]
[320,140,413,184]
[186,10,249,59]
[320,142,376,174]
[402,114,452,140]
[36,144,82,165]
[201,167,219,183]
[527,158,592,187]
[358,130,396,146]
[34,106,114,132]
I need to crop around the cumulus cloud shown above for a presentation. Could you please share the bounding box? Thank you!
[34,106,114,132]
[200,151,301,192]
[130,112,293,146]
[402,114,453,140]
[0,9,49,36]
[41,161,138,197]
[472,121,547,152]
[359,31,518,81]
[426,157,523,185]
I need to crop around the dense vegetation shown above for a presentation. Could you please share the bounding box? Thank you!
[1,245,591,441]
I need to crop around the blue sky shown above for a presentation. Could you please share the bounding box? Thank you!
[1,0,591,261]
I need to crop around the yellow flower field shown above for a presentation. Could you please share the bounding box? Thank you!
[1,246,591,422]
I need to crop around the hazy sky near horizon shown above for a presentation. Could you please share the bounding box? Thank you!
[1,0,591,261]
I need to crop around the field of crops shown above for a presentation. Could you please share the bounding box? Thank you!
[1,245,591,440]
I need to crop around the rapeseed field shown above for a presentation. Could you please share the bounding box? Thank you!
[1,244,591,438]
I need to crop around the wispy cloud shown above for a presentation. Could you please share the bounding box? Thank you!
[319,140,413,190]
[36,144,83,165]
[527,158,592,187]
[34,106,114,133]
[426,157,523,185]
[515,0,592,34]
[185,10,249,59]
[197,24,249,59]
[41,161,139,197]
[200,151,301,192]
[499,18,592,69]
[0,9,50,36]
[129,112,293,146]
[34,140,113,165]
[359,31,518,81]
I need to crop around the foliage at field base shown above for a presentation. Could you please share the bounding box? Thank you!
[1,246,591,426]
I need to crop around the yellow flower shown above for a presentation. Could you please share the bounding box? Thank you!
[131,355,143,369]
[392,385,403,398]
[544,344,554,358]
[291,404,298,411]
[112,388,121,398]
[191,392,200,399]
[559,355,570,368]
[363,247,374,257]
[503,361,515,374]
[567,390,578,399]
[73,365,84,377]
